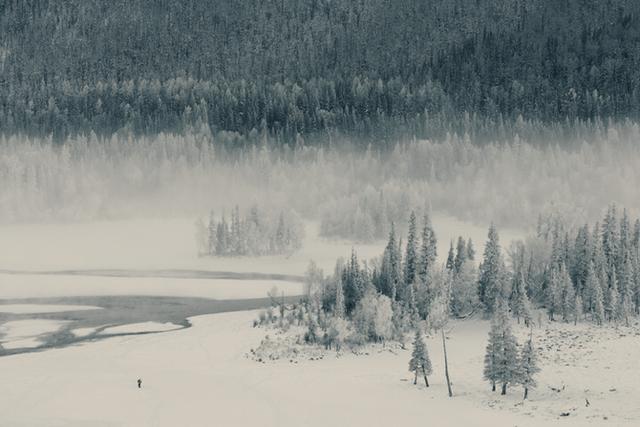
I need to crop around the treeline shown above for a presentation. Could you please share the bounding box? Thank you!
[196,206,304,257]
[1,0,640,142]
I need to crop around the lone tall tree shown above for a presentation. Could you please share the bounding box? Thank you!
[484,297,519,394]
[518,333,540,400]
[409,329,432,387]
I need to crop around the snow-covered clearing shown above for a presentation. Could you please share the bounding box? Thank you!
[0,310,637,426]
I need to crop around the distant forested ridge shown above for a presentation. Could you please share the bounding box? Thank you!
[1,0,639,143]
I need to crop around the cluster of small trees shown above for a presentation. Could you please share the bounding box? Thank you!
[196,206,304,257]
[483,299,540,398]
[300,212,462,349]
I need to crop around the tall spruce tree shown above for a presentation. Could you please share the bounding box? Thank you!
[605,270,620,322]
[518,333,540,400]
[511,270,533,326]
[454,236,467,274]
[409,329,432,387]
[559,263,576,322]
[418,214,437,285]
[478,224,502,314]
[466,238,475,261]
[446,241,455,271]
[484,296,519,395]
[403,211,418,311]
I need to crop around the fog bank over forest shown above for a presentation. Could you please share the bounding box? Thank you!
[2,123,640,234]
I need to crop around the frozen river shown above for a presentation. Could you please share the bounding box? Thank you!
[0,294,299,356]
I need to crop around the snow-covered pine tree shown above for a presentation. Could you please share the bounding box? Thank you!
[478,224,503,314]
[484,296,519,395]
[335,278,346,319]
[446,241,455,271]
[518,333,540,400]
[545,267,561,321]
[511,270,533,326]
[466,238,475,261]
[572,224,591,294]
[381,222,401,301]
[605,270,620,322]
[560,263,576,322]
[593,279,605,326]
[619,255,634,326]
[417,215,438,316]
[454,236,467,274]
[409,328,432,387]
[484,296,518,393]
[404,211,418,287]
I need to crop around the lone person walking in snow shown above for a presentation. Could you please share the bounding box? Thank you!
[137,378,142,389]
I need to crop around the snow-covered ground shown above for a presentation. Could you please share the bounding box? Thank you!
[0,215,538,425]
[0,309,637,426]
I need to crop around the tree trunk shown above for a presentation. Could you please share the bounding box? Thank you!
[524,386,528,400]
[501,382,507,395]
[422,366,429,387]
[441,328,453,397]
[414,369,418,385]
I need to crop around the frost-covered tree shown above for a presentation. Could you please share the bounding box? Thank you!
[484,297,519,394]
[478,224,502,314]
[593,279,606,326]
[560,264,576,322]
[373,295,394,343]
[409,329,432,387]
[446,241,455,271]
[605,270,620,322]
[454,236,467,274]
[511,270,533,326]
[404,211,418,286]
[518,334,540,400]
[619,255,634,326]
[380,223,401,301]
[467,238,476,261]
[450,261,479,317]
[546,267,562,321]
[418,214,437,286]
[335,278,346,319]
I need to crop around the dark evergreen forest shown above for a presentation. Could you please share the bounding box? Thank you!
[1,0,639,144]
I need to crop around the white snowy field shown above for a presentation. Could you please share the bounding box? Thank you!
[0,309,638,426]
[0,215,534,425]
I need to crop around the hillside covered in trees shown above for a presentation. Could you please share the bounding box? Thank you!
[1,0,640,143]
